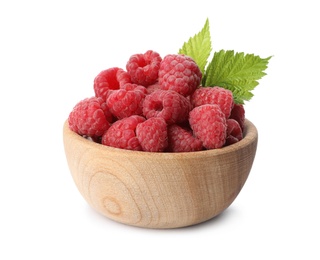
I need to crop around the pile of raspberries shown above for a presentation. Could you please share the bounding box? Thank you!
[68,50,245,152]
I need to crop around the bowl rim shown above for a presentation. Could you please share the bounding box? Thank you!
[63,119,258,159]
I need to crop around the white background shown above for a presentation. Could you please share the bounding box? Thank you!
[1,0,319,259]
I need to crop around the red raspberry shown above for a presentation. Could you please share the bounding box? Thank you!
[167,124,203,152]
[121,83,148,95]
[106,89,145,119]
[68,97,112,137]
[101,115,145,151]
[136,117,168,152]
[189,104,227,149]
[229,103,245,130]
[126,50,162,86]
[225,119,243,146]
[159,54,202,96]
[143,89,191,125]
[190,86,234,118]
[146,81,161,94]
[94,67,131,101]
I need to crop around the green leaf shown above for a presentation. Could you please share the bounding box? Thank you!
[203,50,272,104]
[178,18,212,75]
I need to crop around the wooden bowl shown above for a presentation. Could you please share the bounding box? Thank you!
[63,119,258,229]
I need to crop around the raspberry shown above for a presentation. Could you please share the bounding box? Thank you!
[190,86,234,118]
[136,117,168,152]
[225,119,243,146]
[167,124,203,152]
[106,89,145,119]
[229,103,245,130]
[94,67,131,101]
[126,50,162,86]
[146,81,161,94]
[142,89,191,125]
[101,115,145,150]
[68,97,112,137]
[189,104,227,149]
[121,83,148,95]
[158,54,202,96]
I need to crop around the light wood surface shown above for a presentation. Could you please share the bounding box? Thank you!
[63,119,258,228]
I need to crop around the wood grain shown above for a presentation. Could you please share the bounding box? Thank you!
[63,119,258,228]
